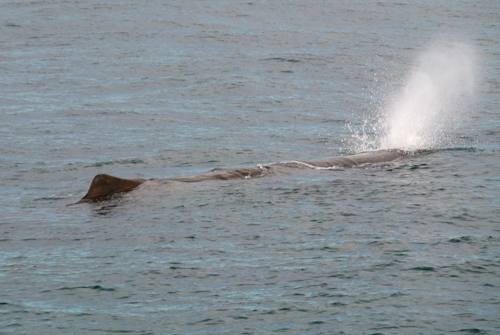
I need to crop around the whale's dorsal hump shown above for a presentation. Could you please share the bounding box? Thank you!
[78,174,146,203]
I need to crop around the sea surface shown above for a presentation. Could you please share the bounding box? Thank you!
[1,1,499,334]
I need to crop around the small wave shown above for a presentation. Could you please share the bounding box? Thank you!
[440,146,480,152]
[88,158,146,168]
[35,193,75,201]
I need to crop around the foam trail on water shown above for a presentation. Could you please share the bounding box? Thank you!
[354,41,477,151]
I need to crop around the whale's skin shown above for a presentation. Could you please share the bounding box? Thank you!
[78,174,147,203]
[305,148,412,168]
[77,149,412,203]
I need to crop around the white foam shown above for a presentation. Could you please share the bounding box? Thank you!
[266,161,343,170]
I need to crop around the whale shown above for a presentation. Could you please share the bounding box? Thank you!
[77,149,415,203]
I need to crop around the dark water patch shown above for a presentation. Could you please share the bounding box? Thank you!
[369,325,400,331]
[89,286,116,292]
[449,261,497,274]
[4,323,22,327]
[192,318,217,324]
[449,236,472,243]
[330,301,348,306]
[142,269,162,275]
[310,292,341,299]
[327,274,353,279]
[321,246,341,252]
[169,265,199,270]
[407,266,435,271]
[264,57,301,63]
[410,163,430,170]
[340,212,357,217]
[117,295,130,299]
[57,285,116,292]
[88,158,146,168]
[261,310,278,315]
[34,195,67,201]
[450,208,478,221]
[384,248,410,253]
[452,329,485,334]
[368,261,401,270]
[200,319,226,326]
[320,118,348,124]
[442,147,480,153]
[230,315,249,319]
[308,320,325,325]
[8,255,29,259]
[86,329,140,333]
[389,292,408,298]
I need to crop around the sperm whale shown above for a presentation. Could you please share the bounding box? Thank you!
[77,149,414,203]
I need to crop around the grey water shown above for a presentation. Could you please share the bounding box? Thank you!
[1,0,499,334]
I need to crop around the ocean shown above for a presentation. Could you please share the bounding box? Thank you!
[1,0,499,334]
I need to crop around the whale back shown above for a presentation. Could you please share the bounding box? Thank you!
[77,149,414,203]
[305,149,410,168]
[170,167,267,182]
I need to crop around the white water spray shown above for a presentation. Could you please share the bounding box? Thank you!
[354,41,477,151]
